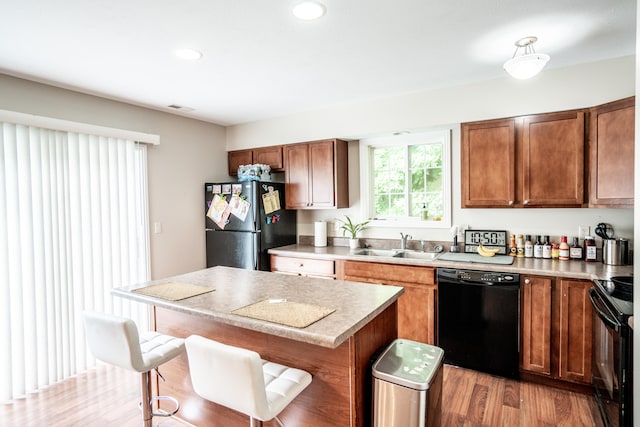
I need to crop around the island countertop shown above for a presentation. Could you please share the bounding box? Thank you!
[112,265,403,349]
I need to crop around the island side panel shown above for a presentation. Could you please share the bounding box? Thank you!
[153,303,397,427]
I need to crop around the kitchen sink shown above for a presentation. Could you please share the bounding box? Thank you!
[353,249,442,260]
[353,249,399,257]
[393,251,443,261]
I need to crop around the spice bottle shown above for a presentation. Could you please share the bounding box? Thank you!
[524,235,533,258]
[516,234,525,258]
[534,235,543,258]
[584,236,597,262]
[509,234,517,256]
[551,242,560,259]
[542,235,552,259]
[570,237,583,260]
[559,236,570,261]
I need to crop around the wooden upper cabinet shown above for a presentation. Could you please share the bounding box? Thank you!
[253,145,284,171]
[227,146,284,176]
[462,109,586,208]
[227,149,252,176]
[589,96,635,207]
[461,118,516,207]
[520,110,585,207]
[284,139,349,209]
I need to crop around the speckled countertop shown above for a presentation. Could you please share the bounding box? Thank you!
[112,266,402,349]
[268,244,634,280]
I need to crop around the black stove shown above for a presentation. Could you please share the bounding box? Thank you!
[590,276,633,427]
[592,278,633,320]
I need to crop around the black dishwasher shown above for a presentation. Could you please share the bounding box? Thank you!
[437,268,520,379]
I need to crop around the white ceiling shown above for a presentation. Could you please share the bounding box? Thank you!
[0,0,636,126]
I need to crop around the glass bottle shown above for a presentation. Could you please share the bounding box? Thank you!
[584,236,597,262]
[516,234,525,258]
[509,234,517,256]
[551,242,560,259]
[570,237,583,260]
[524,235,533,258]
[559,236,570,261]
[534,235,543,258]
[542,235,552,259]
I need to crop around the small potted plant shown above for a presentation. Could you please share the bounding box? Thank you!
[337,215,370,250]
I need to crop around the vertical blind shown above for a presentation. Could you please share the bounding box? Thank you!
[0,122,150,402]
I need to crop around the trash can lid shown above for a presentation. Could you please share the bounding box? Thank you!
[372,339,444,390]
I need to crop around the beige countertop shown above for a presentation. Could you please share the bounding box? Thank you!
[112,265,403,349]
[269,244,634,280]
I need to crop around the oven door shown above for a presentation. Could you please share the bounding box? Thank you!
[589,288,623,427]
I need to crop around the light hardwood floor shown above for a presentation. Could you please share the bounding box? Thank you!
[1,363,599,426]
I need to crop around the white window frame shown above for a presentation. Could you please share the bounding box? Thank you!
[359,129,452,229]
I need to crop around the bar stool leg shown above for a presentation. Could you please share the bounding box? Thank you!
[141,371,153,427]
[249,417,263,427]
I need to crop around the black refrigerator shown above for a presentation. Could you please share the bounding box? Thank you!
[204,181,296,271]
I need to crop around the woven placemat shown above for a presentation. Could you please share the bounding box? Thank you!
[232,299,335,328]
[132,282,214,301]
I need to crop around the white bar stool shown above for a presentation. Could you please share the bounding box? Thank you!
[185,335,312,427]
[83,311,185,427]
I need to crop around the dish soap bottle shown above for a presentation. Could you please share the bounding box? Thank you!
[421,203,429,221]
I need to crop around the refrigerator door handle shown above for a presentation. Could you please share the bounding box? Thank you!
[205,228,214,232]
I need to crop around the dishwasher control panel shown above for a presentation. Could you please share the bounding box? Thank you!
[438,268,519,285]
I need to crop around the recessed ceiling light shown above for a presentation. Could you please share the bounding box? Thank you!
[292,1,326,20]
[175,48,202,61]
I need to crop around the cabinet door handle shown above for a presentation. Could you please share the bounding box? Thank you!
[508,200,514,206]
[523,200,529,205]
[524,279,530,284]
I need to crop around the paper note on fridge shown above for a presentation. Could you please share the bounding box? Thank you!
[262,190,281,214]
[229,194,250,221]
[207,194,228,223]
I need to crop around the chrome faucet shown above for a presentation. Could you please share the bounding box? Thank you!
[400,232,412,250]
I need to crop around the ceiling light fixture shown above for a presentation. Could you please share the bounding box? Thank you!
[292,1,326,20]
[175,48,203,61]
[503,36,550,80]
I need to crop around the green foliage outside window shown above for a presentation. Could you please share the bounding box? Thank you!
[372,141,443,220]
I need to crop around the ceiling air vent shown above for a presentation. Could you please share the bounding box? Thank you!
[167,104,194,112]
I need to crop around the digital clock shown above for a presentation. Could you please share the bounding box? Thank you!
[464,230,508,255]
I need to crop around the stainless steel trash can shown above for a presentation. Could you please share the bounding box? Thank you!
[372,339,444,427]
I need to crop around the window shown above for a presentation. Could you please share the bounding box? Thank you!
[359,130,451,228]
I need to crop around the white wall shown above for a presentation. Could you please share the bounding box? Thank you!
[0,74,229,279]
[227,56,635,245]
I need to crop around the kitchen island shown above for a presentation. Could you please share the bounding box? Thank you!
[112,266,402,427]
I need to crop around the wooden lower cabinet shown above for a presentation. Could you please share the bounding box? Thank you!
[521,275,552,375]
[520,275,593,385]
[557,278,593,383]
[337,260,436,344]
